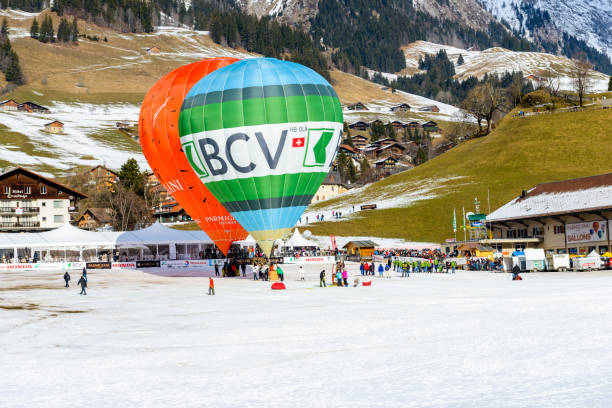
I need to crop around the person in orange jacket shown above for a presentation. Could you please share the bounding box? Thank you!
[208,277,215,295]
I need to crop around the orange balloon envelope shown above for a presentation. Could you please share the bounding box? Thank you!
[139,58,248,254]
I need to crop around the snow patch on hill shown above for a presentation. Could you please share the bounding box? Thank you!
[403,41,610,91]
[304,176,466,224]
[0,103,147,177]
[478,0,612,58]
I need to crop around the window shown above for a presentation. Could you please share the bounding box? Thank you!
[54,215,64,223]
[25,186,31,194]
[53,200,63,209]
[40,185,47,194]
[554,225,565,234]
[532,227,543,236]
[517,229,528,238]
[506,230,517,239]
[3,186,9,194]
[515,244,526,251]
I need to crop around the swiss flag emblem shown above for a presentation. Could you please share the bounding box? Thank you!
[292,137,305,147]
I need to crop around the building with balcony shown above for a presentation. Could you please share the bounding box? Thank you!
[86,165,118,191]
[0,167,87,232]
[153,200,192,223]
[484,174,612,256]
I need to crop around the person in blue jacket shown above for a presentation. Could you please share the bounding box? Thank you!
[378,263,384,277]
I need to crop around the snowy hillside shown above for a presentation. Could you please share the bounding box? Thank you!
[402,41,610,91]
[478,0,612,58]
[0,103,146,177]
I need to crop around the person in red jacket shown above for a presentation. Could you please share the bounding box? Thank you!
[209,277,215,295]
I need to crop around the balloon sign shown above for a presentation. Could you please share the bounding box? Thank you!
[139,58,248,254]
[179,58,343,255]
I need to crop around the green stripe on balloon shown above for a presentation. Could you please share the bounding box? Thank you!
[179,95,342,134]
[181,83,338,110]
[222,195,314,212]
[205,172,327,204]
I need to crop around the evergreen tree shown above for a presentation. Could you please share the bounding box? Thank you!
[57,18,69,42]
[346,157,357,183]
[609,76,612,91]
[457,54,464,65]
[5,50,23,84]
[416,147,428,165]
[70,17,79,42]
[360,157,370,174]
[118,158,144,195]
[1,18,8,36]
[30,18,39,39]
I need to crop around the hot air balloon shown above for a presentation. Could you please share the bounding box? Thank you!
[139,58,248,254]
[178,58,343,255]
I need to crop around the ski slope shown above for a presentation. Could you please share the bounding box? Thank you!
[2,266,612,407]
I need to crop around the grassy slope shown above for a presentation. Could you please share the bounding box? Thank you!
[307,107,612,242]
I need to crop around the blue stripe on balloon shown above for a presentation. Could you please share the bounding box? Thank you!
[185,58,329,98]
[230,206,307,232]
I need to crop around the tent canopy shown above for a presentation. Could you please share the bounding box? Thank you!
[0,222,213,249]
[283,229,317,248]
[115,222,212,245]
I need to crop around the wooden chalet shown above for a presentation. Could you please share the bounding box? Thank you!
[403,141,420,156]
[407,121,421,128]
[422,120,439,131]
[370,119,384,127]
[77,207,113,230]
[346,102,369,111]
[86,165,118,191]
[0,99,19,111]
[0,167,87,231]
[375,138,397,147]
[375,156,398,169]
[153,200,192,223]
[378,142,408,157]
[348,121,370,131]
[419,105,440,113]
[390,103,411,112]
[339,144,359,157]
[147,46,161,55]
[18,102,50,113]
[389,120,407,129]
[350,135,368,149]
[44,120,64,134]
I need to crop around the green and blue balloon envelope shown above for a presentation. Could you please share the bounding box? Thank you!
[179,58,343,254]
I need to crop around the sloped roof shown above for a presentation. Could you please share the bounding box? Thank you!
[343,240,378,248]
[487,173,612,222]
[0,223,214,249]
[82,208,113,223]
[0,167,87,199]
[284,229,317,248]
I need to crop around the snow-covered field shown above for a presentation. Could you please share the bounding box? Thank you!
[401,41,610,92]
[343,88,465,124]
[304,176,467,223]
[2,265,612,407]
[0,103,147,176]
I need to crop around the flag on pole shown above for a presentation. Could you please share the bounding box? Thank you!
[453,208,457,233]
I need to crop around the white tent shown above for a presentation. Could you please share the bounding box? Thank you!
[234,234,257,247]
[0,222,215,262]
[283,228,317,248]
[115,222,212,245]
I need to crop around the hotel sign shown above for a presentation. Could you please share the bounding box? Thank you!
[566,221,608,244]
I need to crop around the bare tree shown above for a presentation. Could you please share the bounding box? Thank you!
[461,81,507,134]
[448,111,477,144]
[460,88,487,134]
[537,67,561,96]
[571,55,592,107]
[109,183,152,231]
